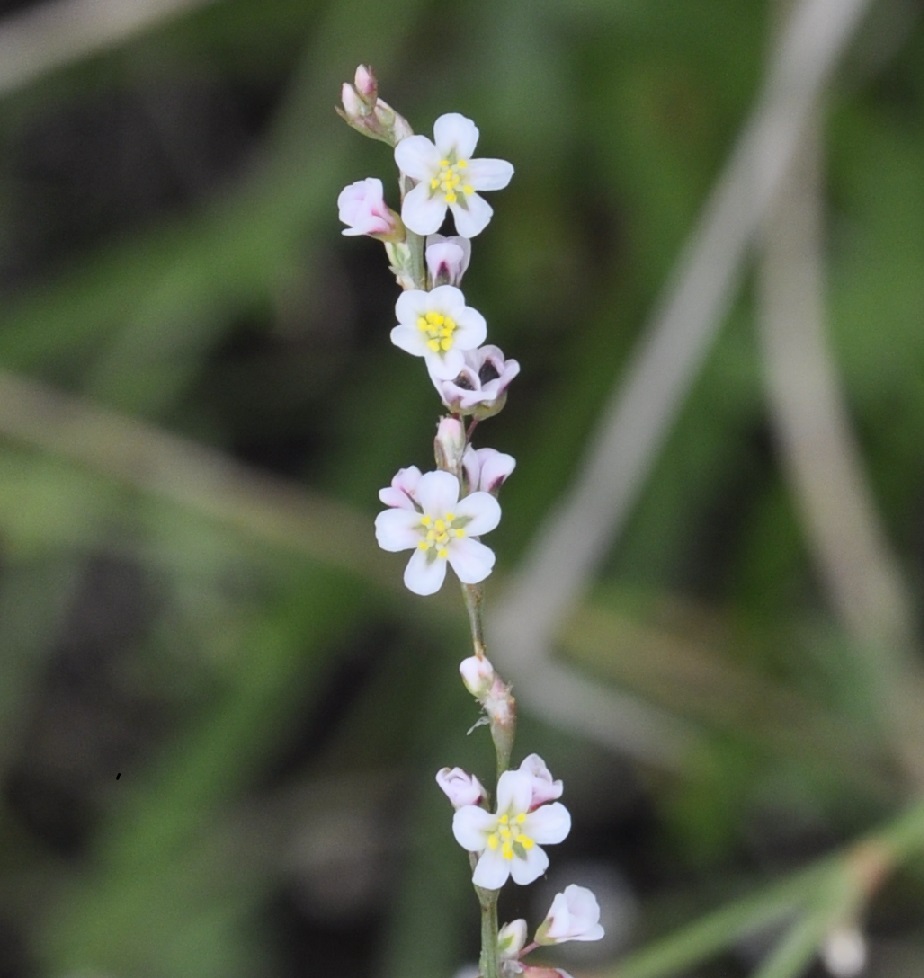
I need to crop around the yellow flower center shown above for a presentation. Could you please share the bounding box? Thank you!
[430,157,474,205]
[417,310,458,353]
[486,813,535,861]
[417,512,468,561]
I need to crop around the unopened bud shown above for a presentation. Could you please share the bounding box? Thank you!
[434,416,466,475]
[460,655,496,700]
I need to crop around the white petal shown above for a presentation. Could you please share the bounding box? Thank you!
[447,537,496,584]
[374,509,421,552]
[395,288,430,325]
[457,492,501,536]
[404,548,447,595]
[389,324,427,358]
[395,135,440,181]
[415,470,461,513]
[472,848,510,890]
[428,284,466,317]
[425,347,466,380]
[495,769,533,815]
[509,844,548,886]
[452,307,488,350]
[466,158,514,191]
[451,195,493,237]
[525,803,571,845]
[452,805,495,850]
[433,112,479,158]
[401,183,447,236]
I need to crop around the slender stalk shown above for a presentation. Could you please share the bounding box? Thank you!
[462,582,488,659]
[478,885,500,978]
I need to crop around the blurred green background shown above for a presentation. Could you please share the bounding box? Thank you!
[0,0,923,976]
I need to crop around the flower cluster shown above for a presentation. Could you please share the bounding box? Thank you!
[438,747,604,973]
[339,71,518,597]
[339,68,603,978]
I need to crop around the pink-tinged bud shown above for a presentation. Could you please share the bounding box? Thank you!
[434,416,466,474]
[486,677,516,769]
[378,465,422,510]
[462,446,516,495]
[425,234,471,287]
[535,885,604,945]
[519,753,563,809]
[436,767,486,808]
[460,654,496,700]
[336,68,413,147]
[353,64,377,100]
[520,968,574,978]
[338,178,401,239]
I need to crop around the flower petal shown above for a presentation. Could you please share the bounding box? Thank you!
[394,135,440,181]
[425,347,467,380]
[495,769,533,815]
[374,509,421,552]
[509,843,549,886]
[447,537,496,584]
[457,492,501,535]
[451,307,488,350]
[525,802,571,845]
[415,470,461,513]
[472,848,511,890]
[451,194,493,237]
[401,182,448,236]
[403,549,447,595]
[389,323,426,357]
[452,805,495,849]
[466,158,514,191]
[433,112,479,159]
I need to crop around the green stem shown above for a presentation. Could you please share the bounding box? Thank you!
[461,583,488,660]
[478,885,500,978]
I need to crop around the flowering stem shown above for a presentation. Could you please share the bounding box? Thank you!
[405,228,426,289]
[477,885,500,978]
[462,583,488,660]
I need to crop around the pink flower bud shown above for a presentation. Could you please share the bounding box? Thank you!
[463,447,516,495]
[425,234,471,287]
[436,767,486,808]
[434,416,466,474]
[337,178,400,239]
[519,753,563,809]
[535,885,604,945]
[353,64,377,100]
[460,655,496,699]
[378,466,422,509]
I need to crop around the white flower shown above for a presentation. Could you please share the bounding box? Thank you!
[426,234,471,286]
[374,469,500,595]
[435,345,520,418]
[519,753,563,809]
[463,447,516,495]
[536,885,605,945]
[436,767,486,808]
[452,768,570,890]
[378,466,422,510]
[390,285,487,379]
[395,112,514,237]
[337,178,399,238]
